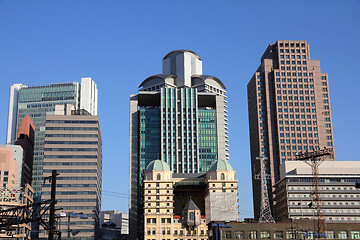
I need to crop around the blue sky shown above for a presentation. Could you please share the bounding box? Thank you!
[0,1,359,219]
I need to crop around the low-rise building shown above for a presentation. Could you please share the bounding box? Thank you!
[208,219,360,240]
[274,161,360,222]
[143,159,239,240]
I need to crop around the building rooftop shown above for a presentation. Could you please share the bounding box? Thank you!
[209,159,233,171]
[146,159,170,171]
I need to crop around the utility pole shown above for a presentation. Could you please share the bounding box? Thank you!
[44,170,58,240]
[67,214,71,240]
[296,147,330,238]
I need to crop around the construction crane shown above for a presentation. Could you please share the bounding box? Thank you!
[296,147,330,238]
[256,155,275,223]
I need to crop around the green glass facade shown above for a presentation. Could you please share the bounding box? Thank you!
[140,88,218,174]
[139,107,161,177]
[198,109,218,172]
[16,83,80,197]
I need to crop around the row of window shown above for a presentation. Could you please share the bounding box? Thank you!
[280,60,307,65]
[46,127,98,131]
[45,148,98,151]
[43,169,97,173]
[46,120,98,124]
[45,134,98,138]
[45,155,98,159]
[276,89,314,95]
[227,230,360,239]
[45,141,99,145]
[279,42,306,48]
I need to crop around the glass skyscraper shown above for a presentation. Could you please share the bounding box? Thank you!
[6,78,98,198]
[129,50,228,239]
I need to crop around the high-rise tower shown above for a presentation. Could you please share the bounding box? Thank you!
[6,77,98,198]
[129,50,228,239]
[247,40,335,220]
[40,104,102,239]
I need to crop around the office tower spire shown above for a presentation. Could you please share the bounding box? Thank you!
[247,41,335,220]
[129,50,228,239]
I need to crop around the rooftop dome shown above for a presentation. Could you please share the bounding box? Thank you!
[209,159,233,171]
[146,159,170,171]
[163,49,201,60]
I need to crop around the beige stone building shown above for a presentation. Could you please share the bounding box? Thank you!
[143,159,238,240]
[247,40,335,219]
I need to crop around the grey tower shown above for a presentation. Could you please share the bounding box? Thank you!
[129,50,228,239]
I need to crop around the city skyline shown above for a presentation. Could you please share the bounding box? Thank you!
[0,1,359,220]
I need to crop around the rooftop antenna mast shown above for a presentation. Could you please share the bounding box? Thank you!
[256,155,275,223]
[295,147,330,238]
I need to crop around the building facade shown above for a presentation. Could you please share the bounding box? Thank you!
[6,78,98,198]
[0,115,35,189]
[100,210,129,234]
[274,161,360,223]
[143,159,238,240]
[208,220,360,240]
[129,50,229,238]
[247,40,335,219]
[40,104,102,239]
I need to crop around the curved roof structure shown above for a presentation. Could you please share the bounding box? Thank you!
[138,74,175,88]
[146,159,170,171]
[209,159,233,171]
[192,74,226,90]
[163,49,202,61]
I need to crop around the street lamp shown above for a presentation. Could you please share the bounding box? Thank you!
[59,212,88,239]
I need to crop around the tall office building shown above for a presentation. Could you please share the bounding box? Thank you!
[6,77,98,198]
[129,50,228,239]
[40,104,102,239]
[247,40,335,219]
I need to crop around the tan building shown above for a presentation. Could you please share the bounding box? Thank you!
[0,183,34,239]
[247,40,335,219]
[40,104,102,239]
[143,159,238,240]
[274,161,360,223]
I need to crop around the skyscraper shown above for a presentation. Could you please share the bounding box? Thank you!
[247,40,335,219]
[6,77,98,198]
[129,50,228,239]
[40,104,102,239]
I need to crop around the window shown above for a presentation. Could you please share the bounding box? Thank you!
[286,231,296,239]
[274,231,284,239]
[189,212,195,221]
[338,231,347,239]
[221,173,225,180]
[249,231,257,239]
[351,231,360,239]
[225,231,232,239]
[260,231,270,239]
[235,231,245,239]
[157,174,161,180]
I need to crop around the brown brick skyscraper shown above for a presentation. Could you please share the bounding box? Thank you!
[247,40,335,220]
